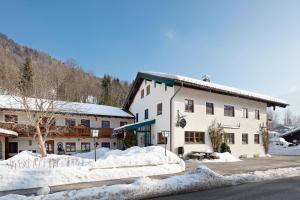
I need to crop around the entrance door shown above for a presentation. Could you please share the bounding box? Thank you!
[45,140,55,154]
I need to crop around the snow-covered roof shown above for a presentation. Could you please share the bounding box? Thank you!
[0,95,134,118]
[0,128,18,136]
[141,72,288,107]
[280,127,300,137]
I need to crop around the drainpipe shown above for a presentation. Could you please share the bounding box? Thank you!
[170,81,183,152]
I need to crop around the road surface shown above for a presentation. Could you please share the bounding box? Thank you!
[152,176,300,200]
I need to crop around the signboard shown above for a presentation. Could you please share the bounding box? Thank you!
[91,129,99,137]
[179,118,187,128]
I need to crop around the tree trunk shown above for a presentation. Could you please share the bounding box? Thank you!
[35,125,47,157]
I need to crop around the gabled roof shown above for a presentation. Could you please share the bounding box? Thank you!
[123,72,288,110]
[281,127,300,137]
[0,95,134,119]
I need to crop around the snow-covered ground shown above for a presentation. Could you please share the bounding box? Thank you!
[2,166,300,200]
[268,133,300,156]
[186,152,241,163]
[0,146,185,191]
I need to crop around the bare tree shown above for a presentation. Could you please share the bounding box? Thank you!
[267,108,279,128]
[283,109,293,126]
[208,120,224,152]
[7,59,69,157]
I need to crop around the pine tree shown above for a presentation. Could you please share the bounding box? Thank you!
[100,74,112,105]
[19,57,33,96]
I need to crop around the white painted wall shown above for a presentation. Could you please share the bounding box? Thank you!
[129,80,174,148]
[172,86,266,158]
[0,110,133,157]
[129,79,267,158]
[8,137,117,156]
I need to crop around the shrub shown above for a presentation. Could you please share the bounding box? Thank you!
[123,130,137,148]
[220,142,231,153]
[208,120,224,152]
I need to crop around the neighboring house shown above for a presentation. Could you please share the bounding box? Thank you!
[114,72,288,158]
[281,128,300,144]
[272,124,295,134]
[0,95,134,160]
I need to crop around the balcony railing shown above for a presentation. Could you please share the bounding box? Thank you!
[0,122,113,138]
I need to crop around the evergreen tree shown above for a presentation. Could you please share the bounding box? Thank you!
[19,57,33,96]
[100,74,112,105]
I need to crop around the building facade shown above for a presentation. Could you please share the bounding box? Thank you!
[0,95,134,160]
[116,72,288,158]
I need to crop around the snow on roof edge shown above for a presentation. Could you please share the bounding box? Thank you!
[0,95,134,118]
[142,71,288,106]
[0,128,18,136]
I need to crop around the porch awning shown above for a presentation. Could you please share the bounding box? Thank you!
[0,128,18,137]
[114,119,156,132]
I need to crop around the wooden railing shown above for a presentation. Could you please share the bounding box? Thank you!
[0,122,113,138]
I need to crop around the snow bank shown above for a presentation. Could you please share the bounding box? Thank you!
[3,166,300,200]
[0,146,185,191]
[187,152,241,163]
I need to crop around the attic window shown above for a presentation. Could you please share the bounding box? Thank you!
[141,89,144,99]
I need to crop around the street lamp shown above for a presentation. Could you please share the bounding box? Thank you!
[161,131,170,156]
[91,129,99,161]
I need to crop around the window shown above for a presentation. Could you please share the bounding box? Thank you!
[146,85,150,95]
[65,118,76,127]
[185,99,194,112]
[66,143,76,152]
[157,103,162,115]
[144,109,149,120]
[136,113,139,122]
[255,110,260,120]
[206,102,214,115]
[254,134,260,144]
[81,119,90,128]
[29,140,32,146]
[8,142,18,153]
[242,134,248,144]
[242,108,248,118]
[224,105,235,117]
[184,131,205,144]
[120,121,127,126]
[141,89,144,99]
[81,143,90,152]
[102,121,110,128]
[157,132,165,144]
[224,133,235,144]
[101,142,110,148]
[5,115,18,123]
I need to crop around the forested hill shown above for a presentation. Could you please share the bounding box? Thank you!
[0,33,131,107]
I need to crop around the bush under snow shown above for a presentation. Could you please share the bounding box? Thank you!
[187,152,241,163]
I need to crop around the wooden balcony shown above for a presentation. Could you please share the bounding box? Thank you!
[0,122,113,138]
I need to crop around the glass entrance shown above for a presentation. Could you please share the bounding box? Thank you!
[136,125,152,147]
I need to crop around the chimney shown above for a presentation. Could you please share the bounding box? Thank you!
[202,75,210,82]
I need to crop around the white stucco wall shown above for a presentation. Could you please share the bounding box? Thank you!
[129,80,267,158]
[129,79,174,148]
[0,110,133,157]
[172,86,267,158]
[8,137,117,156]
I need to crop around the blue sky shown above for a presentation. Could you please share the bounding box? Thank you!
[0,0,299,116]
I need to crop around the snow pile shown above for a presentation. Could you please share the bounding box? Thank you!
[3,166,300,200]
[187,152,241,163]
[0,146,185,191]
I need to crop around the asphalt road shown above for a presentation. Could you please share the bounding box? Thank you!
[152,176,300,200]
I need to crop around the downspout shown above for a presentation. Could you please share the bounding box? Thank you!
[170,81,183,152]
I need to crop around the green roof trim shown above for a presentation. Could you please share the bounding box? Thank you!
[126,119,156,130]
[140,74,175,86]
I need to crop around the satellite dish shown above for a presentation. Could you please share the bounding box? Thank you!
[179,118,187,128]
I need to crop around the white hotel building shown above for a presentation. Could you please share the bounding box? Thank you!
[115,72,288,158]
